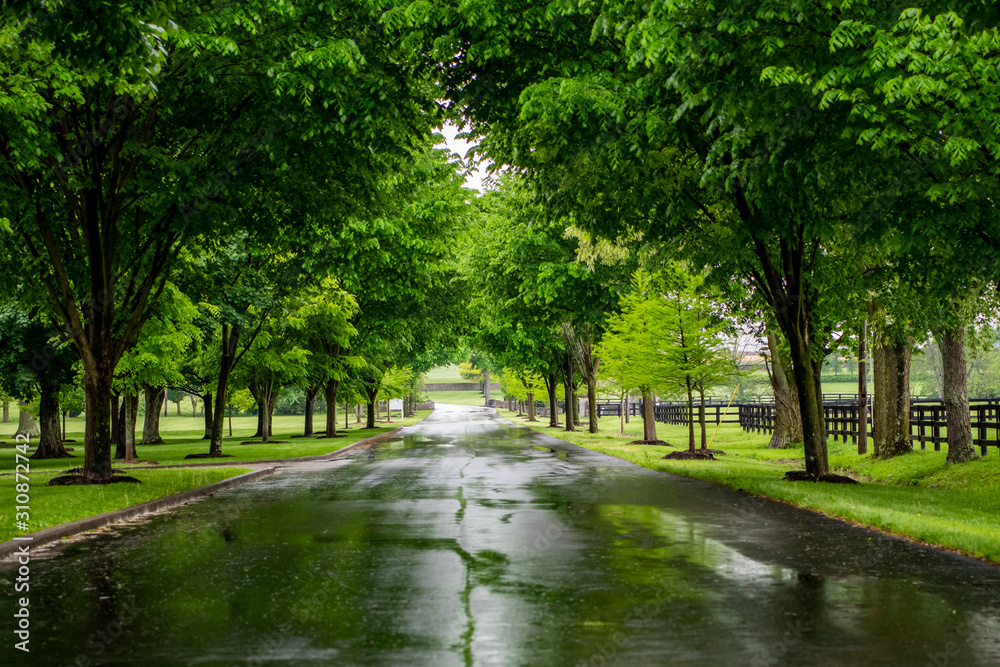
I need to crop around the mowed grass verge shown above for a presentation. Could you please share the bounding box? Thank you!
[0,467,252,543]
[0,410,431,543]
[502,410,1000,564]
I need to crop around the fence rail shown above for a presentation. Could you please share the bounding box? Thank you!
[734,399,1000,455]
[499,394,1000,455]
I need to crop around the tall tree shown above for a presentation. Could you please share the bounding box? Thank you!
[0,0,442,480]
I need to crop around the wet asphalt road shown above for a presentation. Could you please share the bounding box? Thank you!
[5,404,1000,666]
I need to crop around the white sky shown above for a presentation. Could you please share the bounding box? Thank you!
[436,122,490,193]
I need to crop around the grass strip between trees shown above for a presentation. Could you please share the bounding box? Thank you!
[503,411,1000,564]
[0,411,432,543]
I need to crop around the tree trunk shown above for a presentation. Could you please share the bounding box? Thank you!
[190,394,198,417]
[250,384,264,438]
[939,327,977,464]
[31,382,72,459]
[141,383,165,445]
[858,320,869,455]
[685,377,696,452]
[586,375,598,433]
[365,386,377,429]
[563,359,575,433]
[345,400,350,430]
[14,401,40,438]
[787,333,829,477]
[164,388,169,417]
[2,400,9,423]
[483,369,491,406]
[267,390,276,438]
[202,391,214,440]
[546,372,559,427]
[115,397,126,458]
[765,331,803,449]
[698,387,707,449]
[748,229,829,477]
[641,387,657,442]
[175,399,181,416]
[324,379,339,437]
[873,336,913,459]
[618,394,628,435]
[115,393,138,462]
[209,323,241,456]
[304,386,319,436]
[527,390,537,422]
[83,368,116,480]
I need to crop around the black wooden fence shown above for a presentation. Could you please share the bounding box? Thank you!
[737,398,1000,456]
[625,396,1000,456]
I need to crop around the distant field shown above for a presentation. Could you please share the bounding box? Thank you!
[423,364,466,384]
[424,391,487,407]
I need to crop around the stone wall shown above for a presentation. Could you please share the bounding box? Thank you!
[424,382,501,392]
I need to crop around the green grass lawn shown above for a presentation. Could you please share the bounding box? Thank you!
[423,364,466,384]
[499,409,1000,563]
[0,410,431,543]
[0,466,253,543]
[1,410,431,473]
[424,390,488,407]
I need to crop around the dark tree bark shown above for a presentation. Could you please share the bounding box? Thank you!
[164,388,169,417]
[14,401,39,438]
[562,323,600,433]
[747,227,830,477]
[83,366,117,479]
[585,374,598,433]
[641,387,657,442]
[31,382,72,459]
[209,323,241,456]
[141,383,165,445]
[545,372,559,427]
[324,379,339,437]
[202,391,213,440]
[939,327,977,464]
[765,331,803,449]
[249,383,277,442]
[483,369,491,406]
[526,387,537,422]
[250,383,264,438]
[304,385,319,436]
[365,385,378,428]
[873,336,913,459]
[114,392,138,462]
[2,401,9,423]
